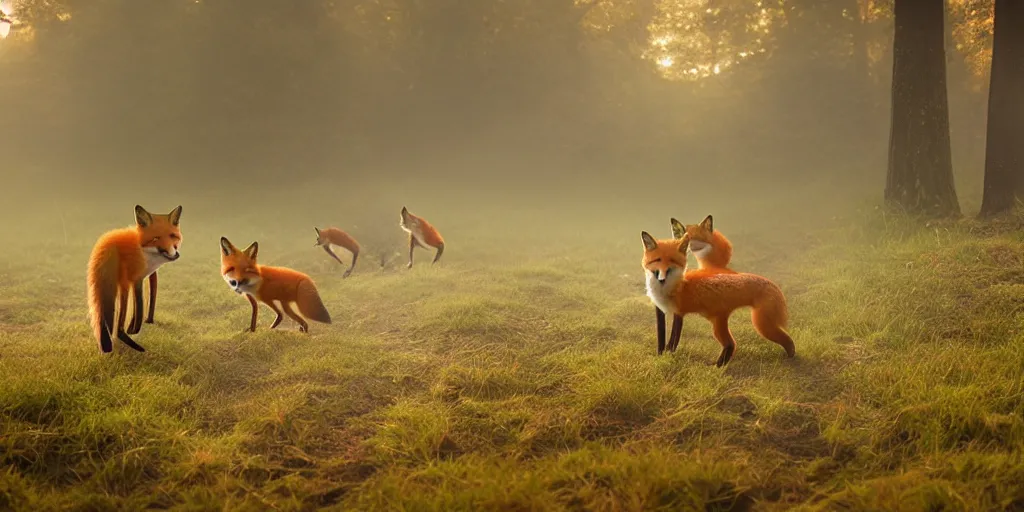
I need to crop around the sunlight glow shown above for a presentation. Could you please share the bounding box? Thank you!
[0,21,9,39]
[643,0,783,82]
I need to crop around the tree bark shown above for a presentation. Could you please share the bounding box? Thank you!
[978,0,1024,217]
[885,0,959,216]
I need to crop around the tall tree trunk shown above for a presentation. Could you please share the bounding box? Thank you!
[978,0,1024,217]
[885,0,959,216]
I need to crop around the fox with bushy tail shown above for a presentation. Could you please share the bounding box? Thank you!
[221,237,331,333]
[641,231,794,366]
[87,205,183,353]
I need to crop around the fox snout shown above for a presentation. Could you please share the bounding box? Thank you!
[650,268,674,284]
[159,246,180,261]
[227,277,251,288]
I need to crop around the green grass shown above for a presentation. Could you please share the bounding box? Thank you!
[2,197,1024,511]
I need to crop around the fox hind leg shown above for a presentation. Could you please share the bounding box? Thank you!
[127,279,144,334]
[751,309,796,358]
[431,243,444,264]
[346,249,358,278]
[98,290,116,353]
[116,286,145,352]
[710,315,736,367]
[282,302,309,333]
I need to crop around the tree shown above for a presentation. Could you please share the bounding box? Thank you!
[884,0,959,216]
[978,0,1024,217]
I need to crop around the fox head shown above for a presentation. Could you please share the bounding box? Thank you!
[313,227,327,247]
[220,237,262,295]
[642,231,689,289]
[400,206,416,230]
[670,215,713,259]
[136,205,183,262]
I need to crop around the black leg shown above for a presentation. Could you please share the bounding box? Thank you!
[668,314,683,352]
[655,307,666,355]
[127,279,144,334]
[145,272,158,323]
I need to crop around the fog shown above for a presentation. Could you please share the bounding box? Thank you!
[0,0,993,246]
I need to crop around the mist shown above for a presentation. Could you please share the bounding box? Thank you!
[0,0,995,242]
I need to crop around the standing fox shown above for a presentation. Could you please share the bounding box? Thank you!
[400,206,444,268]
[220,237,331,333]
[641,231,794,366]
[670,215,733,272]
[314,227,360,278]
[87,205,183,353]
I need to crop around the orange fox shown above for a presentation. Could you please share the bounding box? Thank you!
[220,237,331,333]
[314,226,360,278]
[670,215,733,272]
[641,231,794,366]
[400,206,444,268]
[87,205,183,353]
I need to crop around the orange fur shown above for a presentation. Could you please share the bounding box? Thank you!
[87,205,182,353]
[400,206,445,267]
[316,227,360,254]
[315,226,361,277]
[221,237,331,333]
[641,232,794,366]
[671,216,734,272]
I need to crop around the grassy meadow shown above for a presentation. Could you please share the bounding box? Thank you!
[2,182,1024,511]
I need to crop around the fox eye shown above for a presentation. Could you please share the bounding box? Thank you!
[225,266,235,273]
[170,234,180,240]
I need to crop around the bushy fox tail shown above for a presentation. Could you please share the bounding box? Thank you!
[87,246,119,353]
[751,280,795,357]
[296,279,332,324]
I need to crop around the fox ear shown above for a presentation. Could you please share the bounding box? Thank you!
[641,231,658,251]
[670,218,686,239]
[243,241,259,259]
[401,206,409,216]
[168,205,182,226]
[700,215,713,232]
[220,237,235,256]
[314,227,321,236]
[135,205,153,227]
[677,234,690,254]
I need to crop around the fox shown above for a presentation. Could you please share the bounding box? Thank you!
[87,205,183,353]
[314,226,360,278]
[400,206,444,268]
[670,215,734,272]
[220,237,332,333]
[641,231,794,367]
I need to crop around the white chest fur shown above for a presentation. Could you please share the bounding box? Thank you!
[645,272,681,315]
[402,222,426,245]
[688,240,711,260]
[143,248,169,277]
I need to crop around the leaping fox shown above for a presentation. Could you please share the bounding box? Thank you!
[314,227,360,278]
[400,206,444,268]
